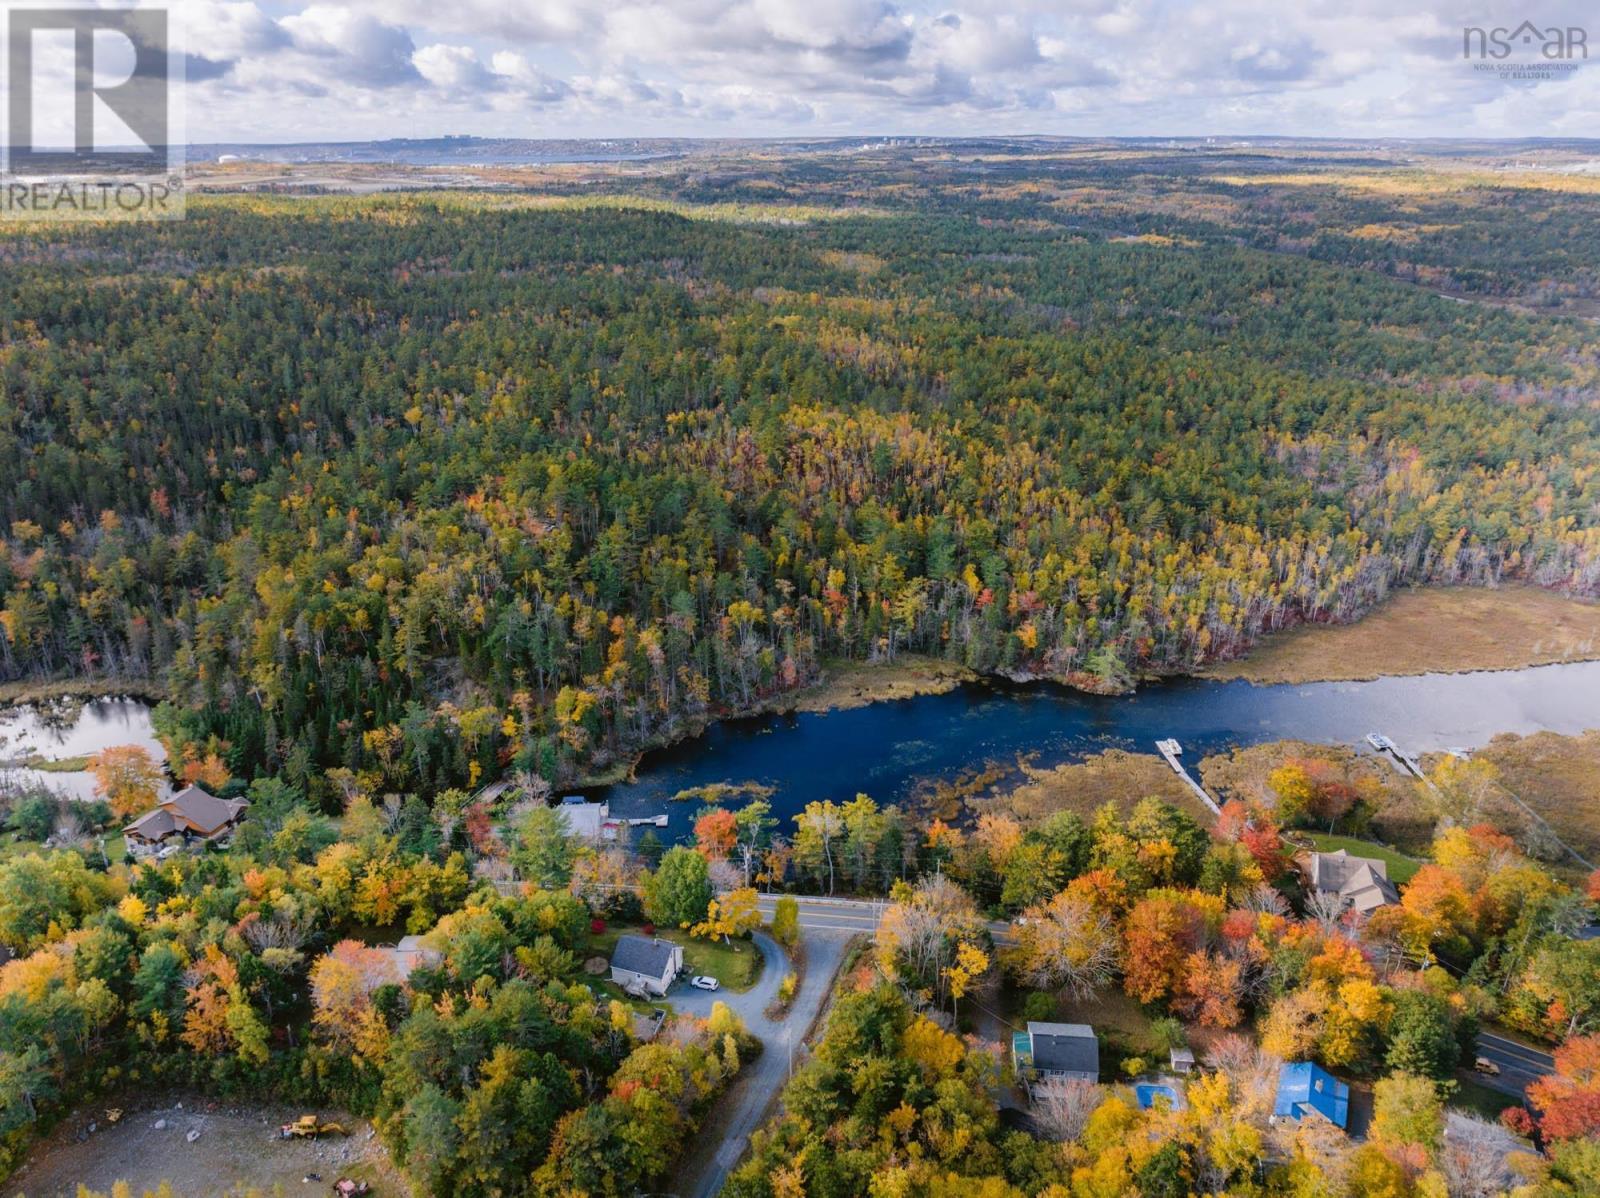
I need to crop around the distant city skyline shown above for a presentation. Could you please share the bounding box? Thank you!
[23,1,1600,144]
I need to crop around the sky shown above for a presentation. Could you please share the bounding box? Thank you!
[20,0,1600,143]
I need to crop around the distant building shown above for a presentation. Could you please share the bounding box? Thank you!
[1013,1022,1099,1087]
[1169,1047,1196,1074]
[1273,1062,1350,1129]
[124,785,249,858]
[382,934,443,977]
[609,935,682,997]
[1307,849,1400,915]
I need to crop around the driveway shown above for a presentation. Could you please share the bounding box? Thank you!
[668,926,858,1198]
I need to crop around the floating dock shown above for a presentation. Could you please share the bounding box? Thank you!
[1154,739,1221,817]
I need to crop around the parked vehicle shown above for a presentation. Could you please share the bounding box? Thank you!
[1474,1057,1501,1076]
[690,975,719,991]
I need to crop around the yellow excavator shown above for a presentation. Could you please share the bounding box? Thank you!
[279,1114,349,1140]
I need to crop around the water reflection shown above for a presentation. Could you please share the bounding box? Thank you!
[0,698,166,801]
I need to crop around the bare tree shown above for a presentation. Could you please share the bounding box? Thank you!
[243,910,312,955]
[1272,1117,1355,1196]
[1006,892,1117,1000]
[1304,887,1349,936]
[1242,883,1289,917]
[1206,1033,1282,1128]
[708,858,742,894]
[1032,1080,1102,1143]
[876,875,986,1006]
[1440,1114,1518,1198]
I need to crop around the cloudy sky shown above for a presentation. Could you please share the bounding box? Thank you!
[55,0,1600,142]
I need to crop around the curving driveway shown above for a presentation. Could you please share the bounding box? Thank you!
[668,926,858,1198]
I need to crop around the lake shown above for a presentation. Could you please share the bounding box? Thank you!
[595,660,1600,829]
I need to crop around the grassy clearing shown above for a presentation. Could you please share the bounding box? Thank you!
[1299,833,1421,884]
[21,755,91,772]
[1198,740,1434,854]
[1450,1076,1523,1121]
[1204,587,1600,686]
[794,654,976,714]
[1472,729,1600,867]
[588,925,763,992]
[985,749,1213,827]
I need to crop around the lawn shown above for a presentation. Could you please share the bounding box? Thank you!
[588,924,764,992]
[1450,1076,1523,1121]
[1300,833,1421,884]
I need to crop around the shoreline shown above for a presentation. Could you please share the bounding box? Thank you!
[0,677,167,708]
[573,654,975,787]
[11,587,1599,788]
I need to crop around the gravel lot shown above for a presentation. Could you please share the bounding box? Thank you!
[5,1099,406,1198]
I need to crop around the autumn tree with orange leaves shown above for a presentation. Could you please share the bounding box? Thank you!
[89,744,164,818]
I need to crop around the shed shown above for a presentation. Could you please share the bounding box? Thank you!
[1170,1047,1196,1074]
[384,934,443,976]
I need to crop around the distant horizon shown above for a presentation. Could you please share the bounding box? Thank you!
[182,132,1600,149]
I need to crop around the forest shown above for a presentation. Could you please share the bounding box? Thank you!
[3,142,1600,798]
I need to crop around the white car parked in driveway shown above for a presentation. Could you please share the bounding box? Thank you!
[689,975,720,991]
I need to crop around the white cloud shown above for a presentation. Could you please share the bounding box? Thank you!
[279,6,420,87]
[168,0,1594,140]
[413,44,495,93]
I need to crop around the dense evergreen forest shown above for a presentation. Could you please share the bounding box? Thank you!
[3,144,1599,798]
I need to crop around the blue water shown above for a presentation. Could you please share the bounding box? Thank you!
[596,660,1600,830]
[1135,1083,1183,1109]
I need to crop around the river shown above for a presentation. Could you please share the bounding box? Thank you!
[3,661,1598,824]
[595,660,1600,828]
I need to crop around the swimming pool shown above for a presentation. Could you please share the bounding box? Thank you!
[1134,1083,1183,1110]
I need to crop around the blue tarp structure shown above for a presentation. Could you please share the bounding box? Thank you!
[1273,1062,1350,1128]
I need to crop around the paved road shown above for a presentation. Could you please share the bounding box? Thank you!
[668,893,1017,1197]
[751,892,1017,945]
[669,926,856,1198]
[1473,1031,1555,1097]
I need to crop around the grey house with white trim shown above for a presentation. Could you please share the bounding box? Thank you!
[609,935,683,997]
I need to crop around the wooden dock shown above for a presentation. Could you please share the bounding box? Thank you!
[1366,732,1429,784]
[1154,739,1221,817]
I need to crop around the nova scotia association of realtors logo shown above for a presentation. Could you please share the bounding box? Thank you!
[1463,20,1589,81]
[1,6,184,220]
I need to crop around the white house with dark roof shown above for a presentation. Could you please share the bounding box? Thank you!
[609,934,682,997]
[123,785,250,857]
[1307,849,1400,915]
